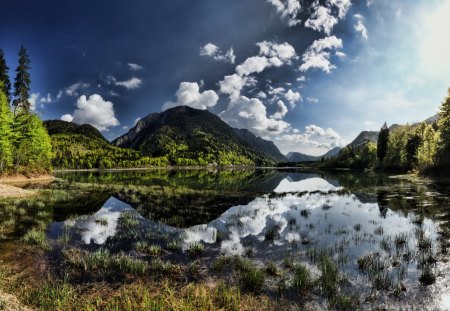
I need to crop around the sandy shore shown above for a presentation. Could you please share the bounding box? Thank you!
[0,290,32,311]
[0,174,54,199]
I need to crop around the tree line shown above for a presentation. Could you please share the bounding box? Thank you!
[324,88,450,174]
[0,47,53,174]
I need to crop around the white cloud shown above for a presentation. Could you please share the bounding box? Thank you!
[39,93,52,104]
[276,124,345,153]
[128,63,143,71]
[236,56,281,76]
[305,5,338,35]
[115,77,142,89]
[56,90,63,101]
[219,74,249,100]
[335,51,346,58]
[219,96,290,137]
[257,41,296,63]
[299,36,343,73]
[65,82,90,96]
[354,14,368,40]
[200,43,236,64]
[297,76,306,82]
[329,0,352,19]
[267,0,302,26]
[304,0,351,34]
[271,100,288,120]
[62,94,120,131]
[307,97,319,103]
[61,114,74,122]
[284,89,302,107]
[366,0,374,7]
[257,91,267,99]
[28,93,40,112]
[162,82,219,111]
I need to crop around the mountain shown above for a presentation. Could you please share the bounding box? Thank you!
[44,120,147,169]
[112,106,278,165]
[348,131,379,147]
[233,128,287,163]
[286,147,342,163]
[286,152,318,162]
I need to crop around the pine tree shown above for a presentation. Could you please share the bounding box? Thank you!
[13,46,32,113]
[436,88,450,168]
[0,82,14,171]
[377,122,389,162]
[0,49,11,103]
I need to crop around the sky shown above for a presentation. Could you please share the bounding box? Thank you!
[1,0,449,156]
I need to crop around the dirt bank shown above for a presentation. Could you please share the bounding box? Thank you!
[0,174,54,198]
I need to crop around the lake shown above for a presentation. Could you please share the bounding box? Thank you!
[0,169,449,310]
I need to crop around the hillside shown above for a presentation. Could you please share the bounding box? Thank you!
[286,147,342,163]
[233,128,287,163]
[348,131,379,147]
[44,120,166,169]
[112,106,276,166]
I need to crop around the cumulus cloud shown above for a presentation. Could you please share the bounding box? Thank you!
[65,82,90,96]
[305,0,351,34]
[219,74,249,100]
[61,114,73,122]
[271,100,288,120]
[128,63,143,71]
[267,0,302,26]
[219,96,290,137]
[284,89,302,107]
[235,41,296,77]
[200,43,236,64]
[354,14,368,40]
[162,82,219,111]
[257,41,296,63]
[299,36,343,73]
[40,93,52,104]
[305,5,338,35]
[28,93,40,112]
[276,124,345,151]
[61,94,120,131]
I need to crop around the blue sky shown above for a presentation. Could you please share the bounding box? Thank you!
[1,0,449,155]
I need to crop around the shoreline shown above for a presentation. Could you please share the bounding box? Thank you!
[0,174,55,199]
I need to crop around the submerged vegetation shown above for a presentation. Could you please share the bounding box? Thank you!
[0,169,448,310]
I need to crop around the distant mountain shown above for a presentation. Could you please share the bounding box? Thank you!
[348,131,379,147]
[424,113,439,124]
[233,128,287,163]
[286,147,342,163]
[112,106,278,165]
[286,152,318,162]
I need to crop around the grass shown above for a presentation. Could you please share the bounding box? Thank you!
[239,266,265,293]
[318,254,339,299]
[22,229,51,251]
[419,264,436,286]
[293,264,313,295]
[187,242,205,258]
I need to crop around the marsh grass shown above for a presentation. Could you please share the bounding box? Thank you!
[187,242,205,258]
[22,229,51,251]
[293,264,313,295]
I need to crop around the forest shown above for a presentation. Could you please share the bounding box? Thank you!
[323,89,450,174]
[0,47,53,174]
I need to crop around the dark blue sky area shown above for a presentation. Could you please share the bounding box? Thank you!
[1,0,448,155]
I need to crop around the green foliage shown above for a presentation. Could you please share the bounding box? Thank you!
[0,47,54,175]
[436,88,450,168]
[324,142,377,169]
[0,49,11,103]
[377,122,389,162]
[0,85,13,171]
[13,46,32,112]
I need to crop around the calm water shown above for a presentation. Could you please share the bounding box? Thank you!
[1,169,449,309]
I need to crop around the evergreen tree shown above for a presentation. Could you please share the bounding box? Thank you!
[377,122,389,162]
[13,46,32,113]
[0,49,11,103]
[0,83,14,171]
[436,88,450,168]
[14,114,53,171]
